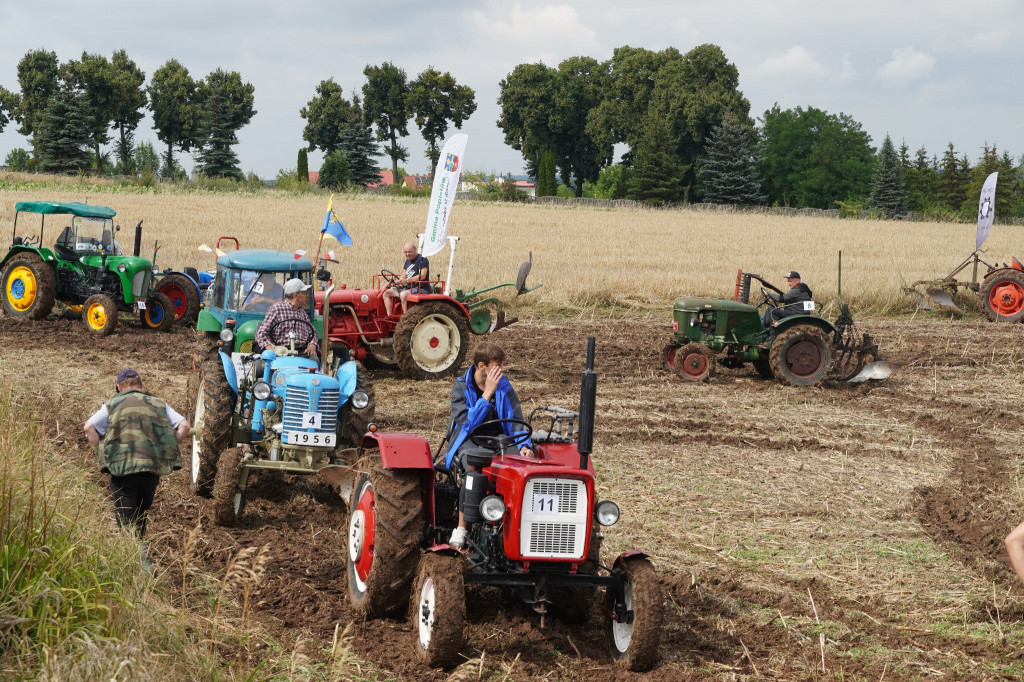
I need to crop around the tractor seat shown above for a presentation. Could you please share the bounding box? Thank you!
[54,226,80,261]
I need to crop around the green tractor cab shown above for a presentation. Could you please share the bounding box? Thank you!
[1,201,173,334]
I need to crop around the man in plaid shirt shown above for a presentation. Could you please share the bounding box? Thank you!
[255,278,319,358]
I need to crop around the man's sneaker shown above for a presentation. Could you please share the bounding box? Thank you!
[449,527,467,549]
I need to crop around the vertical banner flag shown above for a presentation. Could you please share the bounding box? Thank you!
[422,133,468,257]
[321,194,353,246]
[976,172,998,251]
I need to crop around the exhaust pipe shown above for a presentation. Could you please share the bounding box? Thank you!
[577,337,596,470]
[133,220,143,257]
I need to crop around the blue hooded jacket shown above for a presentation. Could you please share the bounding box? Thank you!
[445,365,532,469]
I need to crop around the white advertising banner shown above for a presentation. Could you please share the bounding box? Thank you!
[976,171,998,251]
[422,133,468,257]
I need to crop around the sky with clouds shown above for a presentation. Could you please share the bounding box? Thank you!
[0,0,1020,178]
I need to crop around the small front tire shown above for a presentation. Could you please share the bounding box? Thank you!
[606,557,663,671]
[412,552,465,667]
[82,294,119,335]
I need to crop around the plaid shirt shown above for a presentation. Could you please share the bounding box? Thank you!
[256,300,319,355]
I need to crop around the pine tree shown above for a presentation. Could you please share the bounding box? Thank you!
[35,80,94,174]
[319,149,351,190]
[339,126,381,186]
[700,114,764,205]
[936,143,968,210]
[869,134,907,217]
[297,149,309,182]
[195,83,243,180]
[627,113,685,204]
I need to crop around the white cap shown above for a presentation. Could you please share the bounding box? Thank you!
[283,278,311,295]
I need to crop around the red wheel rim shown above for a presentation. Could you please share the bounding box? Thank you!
[784,338,823,377]
[159,282,189,320]
[680,351,709,379]
[989,281,1024,317]
[663,346,678,370]
[353,485,376,582]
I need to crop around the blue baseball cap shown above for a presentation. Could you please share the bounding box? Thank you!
[116,368,140,384]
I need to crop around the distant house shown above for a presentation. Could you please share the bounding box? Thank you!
[514,180,536,198]
[307,171,319,184]
[368,170,432,190]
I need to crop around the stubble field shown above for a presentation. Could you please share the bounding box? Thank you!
[2,188,1024,679]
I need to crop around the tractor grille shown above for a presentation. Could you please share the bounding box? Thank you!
[282,386,339,434]
[520,478,588,559]
[132,270,151,297]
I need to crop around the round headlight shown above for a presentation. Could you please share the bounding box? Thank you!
[116,263,127,273]
[152,266,159,274]
[351,390,369,410]
[252,381,272,401]
[480,495,506,522]
[595,500,620,527]
[219,328,235,343]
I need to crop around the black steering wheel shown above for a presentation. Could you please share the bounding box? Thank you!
[380,269,401,286]
[266,317,317,353]
[759,286,777,309]
[468,418,533,453]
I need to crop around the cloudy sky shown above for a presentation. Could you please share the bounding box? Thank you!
[1,1,1021,178]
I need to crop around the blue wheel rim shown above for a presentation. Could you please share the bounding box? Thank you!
[10,279,24,299]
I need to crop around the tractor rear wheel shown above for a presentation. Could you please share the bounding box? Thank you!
[1,253,56,320]
[980,270,1024,322]
[192,337,234,497]
[411,552,465,667]
[82,294,118,335]
[674,343,714,382]
[139,291,175,332]
[769,325,832,387]
[339,362,375,449]
[346,459,425,618]
[606,557,663,671]
[210,446,245,526]
[393,302,469,380]
[156,273,200,324]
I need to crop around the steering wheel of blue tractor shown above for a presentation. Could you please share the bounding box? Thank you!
[380,269,401,286]
[468,418,533,453]
[266,317,317,353]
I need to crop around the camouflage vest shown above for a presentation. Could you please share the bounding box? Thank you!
[99,389,182,477]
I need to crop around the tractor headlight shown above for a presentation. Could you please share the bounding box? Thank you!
[480,495,506,522]
[219,328,235,344]
[595,501,620,526]
[253,381,272,401]
[351,390,369,410]
[152,266,159,275]
[116,263,127,273]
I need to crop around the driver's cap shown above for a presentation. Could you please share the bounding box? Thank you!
[116,368,140,384]
[785,270,801,279]
[283,278,311,295]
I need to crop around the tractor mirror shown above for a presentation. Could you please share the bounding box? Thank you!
[115,224,121,232]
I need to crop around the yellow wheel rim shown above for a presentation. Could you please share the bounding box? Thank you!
[6,266,38,312]
[86,302,108,330]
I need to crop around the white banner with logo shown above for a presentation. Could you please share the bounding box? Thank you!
[976,171,998,251]
[422,133,468,257]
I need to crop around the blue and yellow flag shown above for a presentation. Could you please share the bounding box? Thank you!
[321,195,353,246]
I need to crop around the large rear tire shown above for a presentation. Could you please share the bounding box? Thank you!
[210,446,245,526]
[769,325,832,387]
[339,362,375,449]
[82,294,118,335]
[1,253,56,320]
[156,273,201,324]
[606,557,663,671]
[393,302,469,380]
[346,459,425,618]
[980,269,1024,322]
[412,552,465,667]
[192,337,234,496]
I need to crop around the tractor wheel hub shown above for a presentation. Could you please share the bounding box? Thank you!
[349,510,365,562]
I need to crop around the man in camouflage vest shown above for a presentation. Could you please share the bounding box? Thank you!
[84,369,190,571]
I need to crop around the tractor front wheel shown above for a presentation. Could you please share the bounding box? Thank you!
[661,344,679,372]
[980,270,1024,322]
[210,446,246,526]
[156,273,201,324]
[769,325,832,387]
[411,552,465,667]
[674,343,714,382]
[82,294,119,335]
[1,253,56,320]
[346,459,425,618]
[192,337,234,497]
[140,291,175,332]
[393,302,469,380]
[606,557,663,671]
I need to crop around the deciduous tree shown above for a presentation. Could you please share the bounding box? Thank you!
[149,59,198,177]
[497,62,558,177]
[319,149,351,189]
[0,86,19,134]
[15,49,59,140]
[109,50,148,173]
[62,52,115,172]
[627,111,685,203]
[362,62,410,182]
[407,67,477,170]
[300,79,355,155]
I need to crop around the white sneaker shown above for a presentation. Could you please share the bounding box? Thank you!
[449,527,467,549]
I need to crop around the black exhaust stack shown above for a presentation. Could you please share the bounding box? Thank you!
[133,220,143,257]
[577,337,597,470]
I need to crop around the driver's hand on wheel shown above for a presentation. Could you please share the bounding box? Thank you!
[519,446,533,458]
[304,341,317,357]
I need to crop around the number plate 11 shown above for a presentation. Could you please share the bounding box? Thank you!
[533,494,560,514]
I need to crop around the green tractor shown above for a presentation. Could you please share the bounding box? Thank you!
[662,270,884,387]
[1,201,174,334]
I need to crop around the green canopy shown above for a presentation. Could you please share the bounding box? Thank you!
[14,201,116,219]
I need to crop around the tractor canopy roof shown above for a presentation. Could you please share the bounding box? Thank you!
[216,249,313,272]
[15,201,116,219]
[674,297,756,313]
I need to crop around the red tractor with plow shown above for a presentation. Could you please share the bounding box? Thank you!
[320,338,663,670]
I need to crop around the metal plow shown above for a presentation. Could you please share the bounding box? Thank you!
[905,284,964,315]
[847,360,900,383]
[828,302,891,382]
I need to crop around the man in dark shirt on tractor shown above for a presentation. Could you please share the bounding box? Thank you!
[445,343,532,549]
[255,278,319,358]
[383,242,430,316]
[762,270,814,329]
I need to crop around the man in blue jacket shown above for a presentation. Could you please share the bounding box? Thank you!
[446,343,532,549]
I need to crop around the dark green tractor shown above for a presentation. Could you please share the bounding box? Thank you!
[1,201,173,334]
[662,271,881,387]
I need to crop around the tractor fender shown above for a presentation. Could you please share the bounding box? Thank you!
[360,431,433,469]
[160,270,201,296]
[0,245,57,270]
[402,293,471,319]
[613,550,650,569]
[772,314,836,337]
[982,265,1023,283]
[219,349,239,395]
[425,544,461,556]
